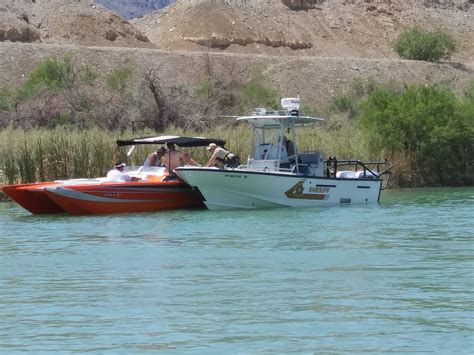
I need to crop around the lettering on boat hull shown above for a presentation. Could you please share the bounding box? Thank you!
[284,180,329,200]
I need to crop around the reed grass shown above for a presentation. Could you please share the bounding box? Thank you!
[0,124,377,184]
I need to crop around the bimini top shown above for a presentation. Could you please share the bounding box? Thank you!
[117,135,226,148]
[236,97,325,129]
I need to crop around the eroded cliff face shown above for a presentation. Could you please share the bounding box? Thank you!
[1,0,472,61]
[0,12,41,43]
[134,0,473,62]
[0,0,153,47]
[281,0,322,11]
[281,0,474,11]
[173,0,473,11]
[187,35,312,50]
[423,0,473,11]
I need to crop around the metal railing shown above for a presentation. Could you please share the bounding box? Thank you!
[325,158,393,190]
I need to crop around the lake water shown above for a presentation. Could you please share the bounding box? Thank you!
[0,188,473,353]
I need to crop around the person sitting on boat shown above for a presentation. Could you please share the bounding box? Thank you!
[143,146,167,167]
[106,161,140,182]
[205,143,240,168]
[163,143,201,172]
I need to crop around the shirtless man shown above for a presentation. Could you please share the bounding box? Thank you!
[144,146,166,167]
[163,143,201,171]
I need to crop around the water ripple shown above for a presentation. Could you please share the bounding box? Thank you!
[0,187,473,352]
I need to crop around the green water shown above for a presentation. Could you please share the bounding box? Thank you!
[0,188,473,353]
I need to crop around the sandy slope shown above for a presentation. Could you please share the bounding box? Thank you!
[1,42,473,109]
[134,0,474,62]
[0,0,153,48]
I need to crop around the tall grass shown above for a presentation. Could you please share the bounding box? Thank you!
[0,128,116,183]
[0,124,375,184]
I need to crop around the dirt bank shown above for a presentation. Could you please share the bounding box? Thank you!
[1,43,473,112]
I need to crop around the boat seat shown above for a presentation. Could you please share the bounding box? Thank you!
[336,170,379,179]
[336,171,358,179]
[355,170,379,179]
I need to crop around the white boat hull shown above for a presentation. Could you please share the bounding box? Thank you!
[175,168,382,210]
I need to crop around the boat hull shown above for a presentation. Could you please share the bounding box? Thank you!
[175,168,382,210]
[2,182,65,214]
[43,180,204,215]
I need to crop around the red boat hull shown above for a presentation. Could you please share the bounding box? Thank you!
[2,182,65,214]
[43,180,204,215]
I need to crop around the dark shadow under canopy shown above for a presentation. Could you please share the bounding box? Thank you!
[117,135,226,148]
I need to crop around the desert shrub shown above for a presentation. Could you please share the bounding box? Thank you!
[106,66,133,95]
[81,65,99,87]
[16,56,77,103]
[0,89,12,112]
[2,55,283,132]
[328,94,357,118]
[393,27,456,62]
[324,79,382,120]
[239,70,280,110]
[358,83,473,186]
[194,54,279,122]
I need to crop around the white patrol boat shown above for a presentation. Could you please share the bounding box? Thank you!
[175,98,392,210]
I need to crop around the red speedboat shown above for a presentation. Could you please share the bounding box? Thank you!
[42,172,204,215]
[2,136,226,215]
[2,181,65,214]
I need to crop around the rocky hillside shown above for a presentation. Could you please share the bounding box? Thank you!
[97,0,173,19]
[0,0,153,48]
[0,0,473,132]
[134,0,474,62]
[1,42,473,111]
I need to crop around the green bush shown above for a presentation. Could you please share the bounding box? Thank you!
[393,27,456,62]
[16,56,76,103]
[106,66,133,95]
[0,89,12,112]
[240,70,280,110]
[358,84,473,186]
[328,95,357,118]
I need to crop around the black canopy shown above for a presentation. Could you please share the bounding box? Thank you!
[117,135,226,148]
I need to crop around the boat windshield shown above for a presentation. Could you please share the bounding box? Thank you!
[251,127,291,160]
[129,166,167,176]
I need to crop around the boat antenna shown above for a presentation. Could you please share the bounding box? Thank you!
[127,145,135,157]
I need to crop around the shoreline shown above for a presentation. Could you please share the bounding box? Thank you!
[0,185,9,202]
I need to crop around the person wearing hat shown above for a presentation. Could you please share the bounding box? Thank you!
[143,146,167,167]
[106,161,140,182]
[205,143,240,168]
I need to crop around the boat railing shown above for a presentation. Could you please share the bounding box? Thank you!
[247,159,280,171]
[325,158,393,189]
[255,109,297,116]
